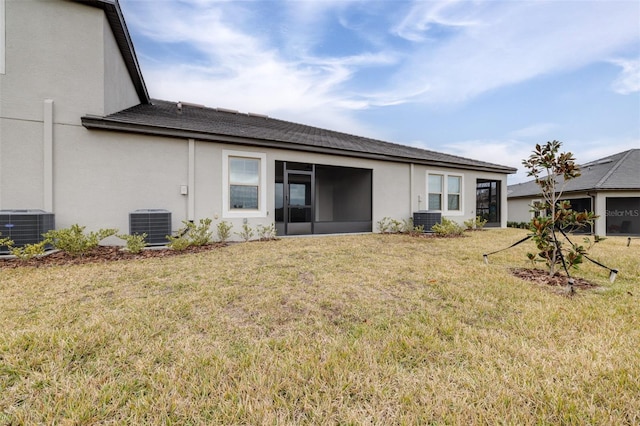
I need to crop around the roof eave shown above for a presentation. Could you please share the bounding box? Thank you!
[81,116,517,174]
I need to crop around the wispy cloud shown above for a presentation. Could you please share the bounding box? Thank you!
[392,1,640,105]
[509,123,559,140]
[610,58,640,94]
[120,0,639,152]
[392,0,479,42]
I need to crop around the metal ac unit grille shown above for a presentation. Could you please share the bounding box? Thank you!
[0,209,55,254]
[129,209,171,246]
[413,211,441,232]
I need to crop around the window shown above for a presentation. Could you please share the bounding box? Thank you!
[448,176,461,210]
[428,174,443,210]
[229,157,259,209]
[427,171,463,214]
[223,150,267,218]
[606,197,639,235]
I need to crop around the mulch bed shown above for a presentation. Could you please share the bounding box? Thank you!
[510,267,600,293]
[0,244,226,270]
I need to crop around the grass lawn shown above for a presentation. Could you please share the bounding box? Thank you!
[1,228,639,424]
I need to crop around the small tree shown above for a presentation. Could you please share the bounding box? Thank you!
[522,141,598,276]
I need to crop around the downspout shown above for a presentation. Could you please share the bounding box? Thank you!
[410,163,414,214]
[187,138,195,221]
[44,99,54,212]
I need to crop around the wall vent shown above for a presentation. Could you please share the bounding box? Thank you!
[129,209,172,246]
[413,211,441,232]
[0,209,55,254]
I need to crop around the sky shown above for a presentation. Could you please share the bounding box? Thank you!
[119,0,640,183]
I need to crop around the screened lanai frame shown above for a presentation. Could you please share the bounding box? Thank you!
[275,161,373,236]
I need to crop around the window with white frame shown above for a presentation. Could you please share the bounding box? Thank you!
[447,175,461,210]
[427,171,463,214]
[222,150,267,218]
[428,174,443,210]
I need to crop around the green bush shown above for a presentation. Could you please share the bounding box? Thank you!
[464,216,488,230]
[236,223,254,242]
[431,218,465,237]
[409,224,425,236]
[167,218,214,250]
[118,233,148,254]
[44,224,117,257]
[507,221,529,229]
[166,233,191,251]
[256,223,277,241]
[376,217,392,233]
[377,217,405,233]
[189,218,213,246]
[0,232,14,252]
[10,241,47,260]
[216,221,233,243]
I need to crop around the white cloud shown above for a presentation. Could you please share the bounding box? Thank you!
[392,0,479,42]
[508,123,559,140]
[610,58,640,94]
[392,1,640,104]
[122,0,639,114]
[119,0,639,159]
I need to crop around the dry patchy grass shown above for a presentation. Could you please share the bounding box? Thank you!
[1,229,639,424]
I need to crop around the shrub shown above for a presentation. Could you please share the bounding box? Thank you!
[408,224,425,236]
[464,216,488,230]
[216,221,233,243]
[389,219,403,234]
[236,223,254,242]
[507,221,529,229]
[166,218,214,250]
[0,233,14,252]
[377,217,405,234]
[377,217,392,233]
[118,233,148,254]
[256,223,277,241]
[189,218,213,246]
[44,224,117,257]
[10,241,47,260]
[166,233,191,251]
[431,218,465,237]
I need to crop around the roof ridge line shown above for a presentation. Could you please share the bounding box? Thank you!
[593,149,633,189]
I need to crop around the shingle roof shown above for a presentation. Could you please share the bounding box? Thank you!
[82,99,517,173]
[507,149,640,198]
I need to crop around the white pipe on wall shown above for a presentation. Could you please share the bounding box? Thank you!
[44,99,54,212]
[410,163,414,214]
[188,138,195,221]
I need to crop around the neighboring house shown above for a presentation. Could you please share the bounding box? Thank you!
[0,0,516,242]
[507,149,640,236]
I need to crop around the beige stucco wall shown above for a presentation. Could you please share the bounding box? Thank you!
[0,0,141,214]
[103,15,140,115]
[508,198,534,224]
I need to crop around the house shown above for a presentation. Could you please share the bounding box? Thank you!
[0,0,516,243]
[507,149,640,236]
